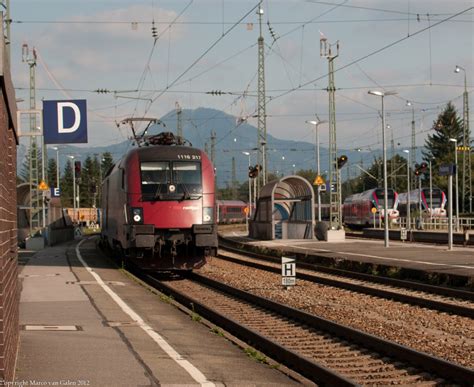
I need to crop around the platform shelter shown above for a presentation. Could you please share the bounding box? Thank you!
[249,175,315,240]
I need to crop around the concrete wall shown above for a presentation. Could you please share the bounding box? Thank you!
[0,30,19,382]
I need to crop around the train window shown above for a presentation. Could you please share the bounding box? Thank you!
[140,162,170,197]
[172,162,202,196]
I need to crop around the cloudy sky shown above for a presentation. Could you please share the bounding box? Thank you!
[10,0,473,158]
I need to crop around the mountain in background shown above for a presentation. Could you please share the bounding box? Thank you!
[17,107,381,187]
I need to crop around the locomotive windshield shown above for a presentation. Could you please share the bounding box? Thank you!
[173,162,202,196]
[423,188,442,208]
[374,189,395,208]
[140,161,202,200]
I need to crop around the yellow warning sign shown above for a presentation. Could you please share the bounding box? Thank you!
[313,175,325,186]
[38,180,49,191]
[371,207,377,214]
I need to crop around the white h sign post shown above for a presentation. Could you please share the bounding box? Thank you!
[281,257,296,288]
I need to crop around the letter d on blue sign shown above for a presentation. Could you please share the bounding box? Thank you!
[43,99,88,144]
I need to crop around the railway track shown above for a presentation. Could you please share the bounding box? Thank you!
[218,241,474,318]
[142,271,474,386]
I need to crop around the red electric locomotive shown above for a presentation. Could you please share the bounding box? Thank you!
[101,132,217,270]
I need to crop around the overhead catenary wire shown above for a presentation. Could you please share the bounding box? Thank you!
[15,83,470,95]
[143,2,260,115]
[265,6,473,105]
[130,0,194,122]
[15,4,470,155]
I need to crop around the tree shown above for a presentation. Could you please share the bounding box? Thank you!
[60,160,74,207]
[294,169,317,186]
[101,152,114,178]
[47,158,58,188]
[422,102,463,194]
[20,141,42,182]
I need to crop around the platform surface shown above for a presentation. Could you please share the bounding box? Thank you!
[221,231,474,278]
[16,238,301,386]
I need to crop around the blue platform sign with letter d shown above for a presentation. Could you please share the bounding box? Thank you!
[43,100,88,144]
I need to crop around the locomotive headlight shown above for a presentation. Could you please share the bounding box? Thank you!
[131,207,144,224]
[203,207,213,224]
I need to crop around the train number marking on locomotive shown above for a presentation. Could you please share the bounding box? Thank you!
[177,154,201,160]
[75,239,215,386]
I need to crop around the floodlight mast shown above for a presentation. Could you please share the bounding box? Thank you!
[320,33,341,229]
[256,2,267,194]
[454,65,471,213]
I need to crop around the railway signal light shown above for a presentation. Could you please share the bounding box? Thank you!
[414,162,428,176]
[74,161,81,178]
[337,155,348,169]
[414,163,420,176]
[248,164,262,179]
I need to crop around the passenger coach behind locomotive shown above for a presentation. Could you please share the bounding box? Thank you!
[101,132,217,270]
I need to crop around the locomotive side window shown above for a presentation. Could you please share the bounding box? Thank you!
[172,162,202,196]
[140,162,171,197]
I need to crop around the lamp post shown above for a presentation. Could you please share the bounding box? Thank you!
[368,90,397,247]
[306,119,327,222]
[68,156,77,221]
[242,151,251,233]
[429,158,434,222]
[403,150,411,230]
[406,101,416,187]
[449,138,459,230]
[52,146,60,190]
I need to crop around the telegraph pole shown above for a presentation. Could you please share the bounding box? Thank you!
[210,130,216,165]
[405,101,416,190]
[231,157,237,199]
[320,35,340,229]
[390,125,395,189]
[410,105,416,188]
[176,101,183,138]
[256,2,267,192]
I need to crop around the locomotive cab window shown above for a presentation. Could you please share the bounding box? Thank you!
[140,162,171,197]
[172,161,202,198]
[140,161,201,200]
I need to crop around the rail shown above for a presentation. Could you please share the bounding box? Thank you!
[218,236,474,300]
[145,271,474,385]
[216,249,474,318]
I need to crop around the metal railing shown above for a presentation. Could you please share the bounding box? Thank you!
[396,217,474,231]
